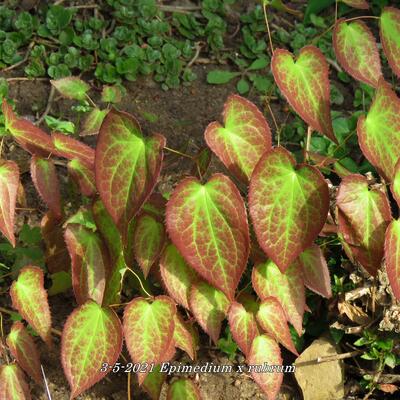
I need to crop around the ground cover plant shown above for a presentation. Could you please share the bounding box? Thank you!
[2,1,400,400]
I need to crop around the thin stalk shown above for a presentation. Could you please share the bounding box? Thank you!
[305,126,313,162]
[262,3,274,55]
[164,146,193,159]
[126,266,153,298]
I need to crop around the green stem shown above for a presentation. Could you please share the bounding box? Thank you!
[126,266,153,298]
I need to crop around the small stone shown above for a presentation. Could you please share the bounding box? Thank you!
[234,379,241,387]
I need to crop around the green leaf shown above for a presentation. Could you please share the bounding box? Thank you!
[68,159,96,197]
[167,378,201,400]
[189,281,230,344]
[61,301,123,399]
[0,364,31,400]
[80,108,108,137]
[10,266,52,346]
[333,19,381,88]
[248,57,269,70]
[123,296,176,385]
[249,147,329,272]
[271,46,337,143]
[380,7,400,79]
[44,115,75,135]
[384,220,400,300]
[173,313,197,360]
[51,77,90,101]
[357,79,400,181]
[207,70,240,84]
[166,174,249,300]
[236,78,250,94]
[48,271,72,296]
[205,95,272,183]
[95,109,165,235]
[101,85,124,103]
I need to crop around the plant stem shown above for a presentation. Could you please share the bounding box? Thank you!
[125,266,153,298]
[344,15,380,23]
[262,4,274,56]
[164,146,193,159]
[296,350,363,366]
[36,86,55,126]
[305,126,313,161]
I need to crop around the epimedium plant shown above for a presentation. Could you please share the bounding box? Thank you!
[1,3,400,400]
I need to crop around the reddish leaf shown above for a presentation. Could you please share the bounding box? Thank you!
[205,94,272,183]
[0,159,19,247]
[271,46,336,143]
[252,260,305,335]
[68,159,96,197]
[249,147,329,272]
[6,321,41,384]
[52,132,95,167]
[0,364,31,400]
[173,313,197,360]
[95,109,165,234]
[123,296,176,385]
[392,160,400,207]
[298,244,332,298]
[166,174,249,300]
[61,301,123,399]
[228,301,260,356]
[167,378,201,400]
[333,18,381,88]
[80,108,108,136]
[189,281,230,344]
[256,297,298,355]
[357,78,400,181]
[10,266,52,346]
[380,7,400,79]
[160,243,198,309]
[385,220,400,300]
[142,365,166,400]
[2,99,54,156]
[337,174,392,276]
[247,335,283,400]
[64,224,109,305]
[340,0,369,9]
[51,77,89,101]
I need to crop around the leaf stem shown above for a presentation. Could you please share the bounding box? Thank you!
[262,3,274,56]
[85,93,97,108]
[164,146,193,159]
[344,15,380,23]
[305,126,313,162]
[125,266,153,298]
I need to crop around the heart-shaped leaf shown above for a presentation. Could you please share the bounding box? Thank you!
[385,220,400,300]
[249,147,329,272]
[252,260,305,335]
[143,365,166,400]
[173,313,197,360]
[133,213,166,278]
[380,7,400,79]
[51,77,90,101]
[0,364,31,400]
[68,159,96,197]
[204,94,272,183]
[247,335,283,400]
[2,100,55,156]
[80,108,108,136]
[167,379,201,400]
[337,174,392,276]
[61,301,123,399]
[340,0,369,9]
[95,109,165,234]
[228,301,260,356]
[257,297,298,355]
[298,244,332,298]
[123,296,176,385]
[10,266,52,346]
[271,45,336,143]
[166,173,249,300]
[357,78,400,181]
[333,19,382,87]
[0,160,19,247]
[160,244,198,309]
[189,281,230,344]
[31,156,62,219]
[6,321,41,384]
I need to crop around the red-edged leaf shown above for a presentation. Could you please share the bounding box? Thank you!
[10,266,52,346]
[6,321,41,384]
[392,160,400,207]
[51,77,90,101]
[167,378,201,400]
[0,159,19,247]
[64,224,109,305]
[173,313,197,360]
[333,18,381,88]
[298,244,332,298]
[52,132,95,167]
[95,109,165,234]
[166,174,249,300]
[337,174,392,276]
[271,46,336,143]
[247,335,283,400]
[2,99,54,156]
[0,364,31,400]
[123,296,176,385]
[385,220,400,300]
[80,108,108,136]
[68,159,96,197]
[142,365,166,400]
[30,156,62,219]
[249,147,329,272]
[228,301,260,356]
[252,260,305,335]
[380,7,400,79]
[204,94,272,183]
[61,300,123,399]
[160,243,198,309]
[133,212,166,278]
[340,0,369,9]
[357,78,400,181]
[256,297,298,355]
[189,281,230,344]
